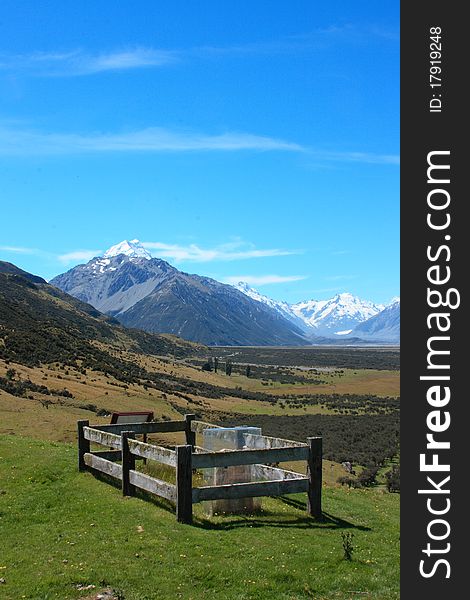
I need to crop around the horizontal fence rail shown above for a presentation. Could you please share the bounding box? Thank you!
[252,464,306,481]
[243,432,307,449]
[129,470,177,503]
[93,420,187,436]
[84,453,122,479]
[84,427,121,449]
[128,438,176,467]
[192,477,309,503]
[192,445,309,469]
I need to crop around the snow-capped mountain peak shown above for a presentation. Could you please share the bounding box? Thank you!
[103,239,152,260]
[291,292,384,334]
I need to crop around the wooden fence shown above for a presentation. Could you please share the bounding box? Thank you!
[77,415,322,524]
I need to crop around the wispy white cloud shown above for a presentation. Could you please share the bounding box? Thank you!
[0,125,304,156]
[194,24,397,58]
[1,241,300,267]
[142,241,300,263]
[0,246,101,263]
[0,48,178,76]
[58,249,101,263]
[224,275,307,286]
[0,26,397,77]
[310,150,399,166]
[0,124,398,164]
[84,49,177,73]
[0,245,99,264]
[0,245,37,254]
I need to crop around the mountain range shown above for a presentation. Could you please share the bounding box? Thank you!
[50,239,400,346]
[50,241,307,346]
[233,282,394,338]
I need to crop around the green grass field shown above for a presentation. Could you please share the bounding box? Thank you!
[0,435,399,600]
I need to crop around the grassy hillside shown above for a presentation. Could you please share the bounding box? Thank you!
[0,435,399,600]
[0,267,202,372]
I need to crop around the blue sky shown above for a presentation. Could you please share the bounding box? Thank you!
[0,1,399,304]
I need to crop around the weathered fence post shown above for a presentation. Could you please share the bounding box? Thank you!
[142,432,147,465]
[184,414,196,449]
[121,431,136,497]
[307,436,322,518]
[176,445,193,524]
[77,420,90,471]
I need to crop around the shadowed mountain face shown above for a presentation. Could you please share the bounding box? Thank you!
[350,301,400,343]
[50,252,308,346]
[0,260,202,369]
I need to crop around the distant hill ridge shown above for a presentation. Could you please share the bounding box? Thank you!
[0,260,201,375]
[0,261,47,284]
